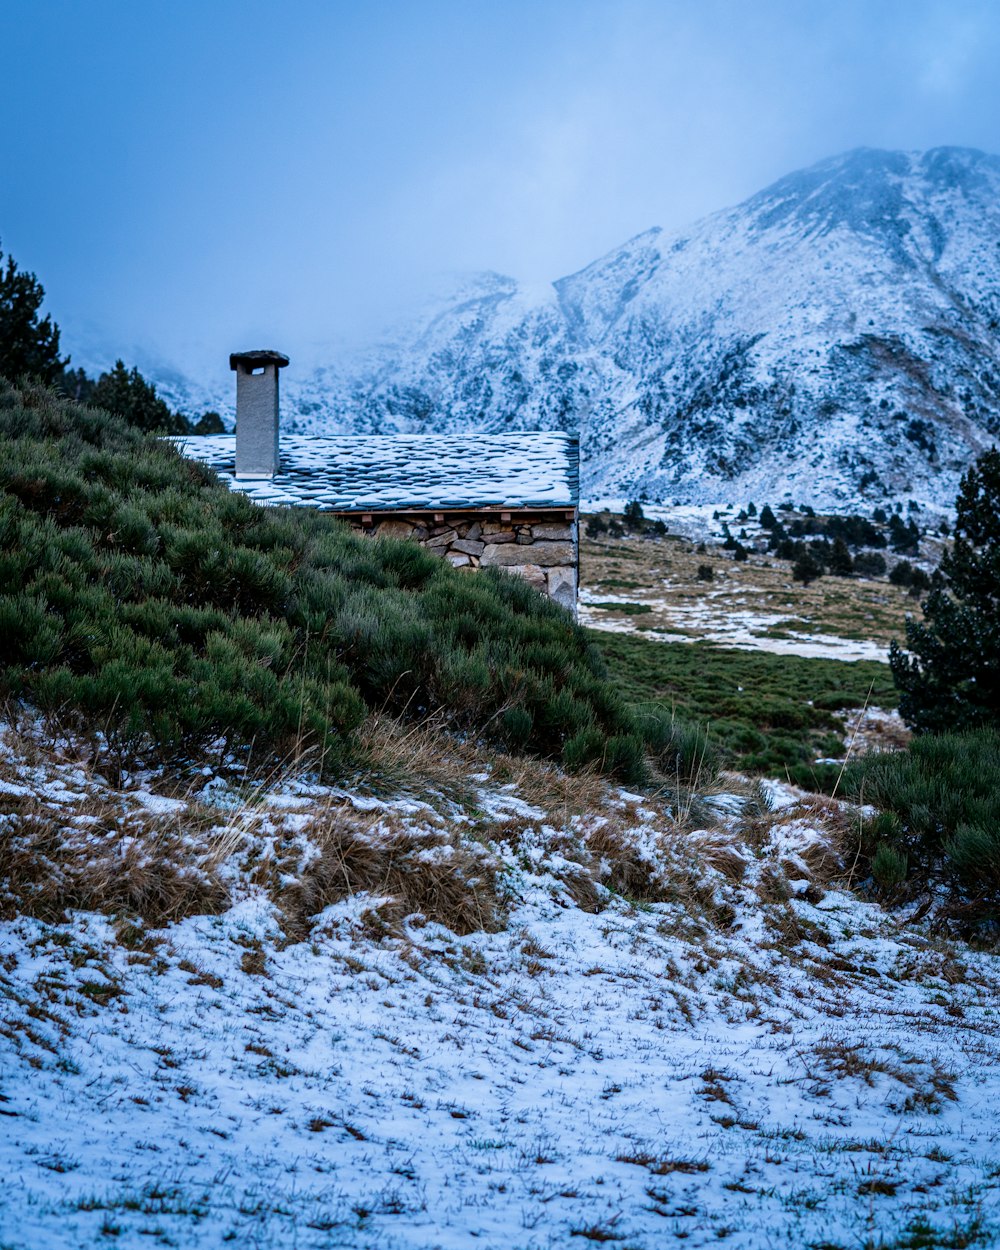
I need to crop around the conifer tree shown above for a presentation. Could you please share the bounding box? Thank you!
[192,410,226,435]
[827,537,854,577]
[623,500,644,529]
[891,449,1000,731]
[0,241,68,383]
[90,360,191,435]
[58,366,95,404]
[792,550,823,585]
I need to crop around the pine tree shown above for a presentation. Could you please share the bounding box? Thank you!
[0,242,68,383]
[759,504,777,529]
[853,551,887,578]
[827,537,854,577]
[891,448,1000,732]
[792,550,823,585]
[623,500,645,529]
[90,360,191,435]
[192,411,225,435]
[58,367,95,404]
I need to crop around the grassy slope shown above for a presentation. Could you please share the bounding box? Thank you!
[592,630,895,789]
[0,381,641,776]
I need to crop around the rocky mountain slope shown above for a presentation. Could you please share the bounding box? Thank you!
[155,147,1000,509]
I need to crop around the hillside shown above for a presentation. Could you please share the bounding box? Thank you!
[2,710,999,1250]
[0,381,650,780]
[142,147,1000,511]
[3,393,1000,1250]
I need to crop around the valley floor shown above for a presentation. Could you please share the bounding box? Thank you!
[578,512,925,664]
[1,723,998,1250]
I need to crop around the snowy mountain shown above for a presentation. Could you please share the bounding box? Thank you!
[147,147,1000,509]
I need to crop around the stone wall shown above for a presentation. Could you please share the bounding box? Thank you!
[344,515,578,613]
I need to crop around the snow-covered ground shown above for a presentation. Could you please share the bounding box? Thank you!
[579,586,888,662]
[1,724,998,1250]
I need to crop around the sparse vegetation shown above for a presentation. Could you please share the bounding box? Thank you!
[591,632,894,790]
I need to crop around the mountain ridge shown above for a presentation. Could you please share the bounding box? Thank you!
[106,145,1000,509]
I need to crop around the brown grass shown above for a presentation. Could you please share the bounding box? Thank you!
[277,807,505,939]
[0,698,797,951]
[356,708,615,820]
[0,806,233,925]
[583,819,665,903]
[689,832,748,883]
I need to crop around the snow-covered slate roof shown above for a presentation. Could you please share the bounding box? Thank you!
[172,432,579,512]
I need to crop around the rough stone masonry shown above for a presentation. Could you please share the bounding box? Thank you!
[346,514,578,613]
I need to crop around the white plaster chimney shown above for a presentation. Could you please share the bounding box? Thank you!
[230,349,289,478]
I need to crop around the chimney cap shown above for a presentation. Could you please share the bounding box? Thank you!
[229,349,289,371]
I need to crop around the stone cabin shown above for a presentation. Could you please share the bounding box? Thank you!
[176,350,579,613]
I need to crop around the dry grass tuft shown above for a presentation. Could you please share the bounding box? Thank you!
[278,807,505,939]
[584,819,666,904]
[0,806,232,925]
[756,866,793,905]
[689,833,747,883]
[354,711,481,809]
[357,708,616,822]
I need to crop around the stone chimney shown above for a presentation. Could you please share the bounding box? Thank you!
[230,349,289,478]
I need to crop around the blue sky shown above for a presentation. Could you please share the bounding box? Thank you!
[3,0,1000,382]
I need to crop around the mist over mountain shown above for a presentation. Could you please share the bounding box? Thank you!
[136,147,1000,509]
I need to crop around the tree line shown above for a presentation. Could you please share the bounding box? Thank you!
[0,239,222,435]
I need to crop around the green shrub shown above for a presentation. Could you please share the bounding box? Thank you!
[846,729,1000,929]
[0,381,646,777]
[871,843,908,893]
[636,709,720,786]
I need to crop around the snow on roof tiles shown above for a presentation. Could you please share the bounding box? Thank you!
[172,432,579,512]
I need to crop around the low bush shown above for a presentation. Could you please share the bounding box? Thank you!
[0,381,645,778]
[845,729,1000,931]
